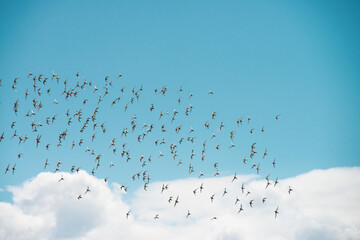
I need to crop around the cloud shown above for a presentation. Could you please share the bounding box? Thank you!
[0,167,359,240]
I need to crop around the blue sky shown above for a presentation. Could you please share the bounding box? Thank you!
[0,0,359,206]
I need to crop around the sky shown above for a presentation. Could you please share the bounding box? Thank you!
[0,0,359,239]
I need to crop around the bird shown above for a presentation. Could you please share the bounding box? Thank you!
[44,158,49,169]
[241,183,245,194]
[274,177,279,187]
[256,163,260,175]
[174,196,179,207]
[222,188,227,196]
[263,149,267,159]
[177,86,183,93]
[199,183,204,193]
[4,164,9,174]
[274,207,279,218]
[211,112,216,119]
[58,175,64,182]
[238,204,244,213]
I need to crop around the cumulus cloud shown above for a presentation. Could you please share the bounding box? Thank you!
[0,167,359,240]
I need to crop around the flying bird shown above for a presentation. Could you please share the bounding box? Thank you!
[274,207,279,218]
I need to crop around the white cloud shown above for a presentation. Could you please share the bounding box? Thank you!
[0,167,359,240]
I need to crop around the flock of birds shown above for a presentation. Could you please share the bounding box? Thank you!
[0,71,292,221]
